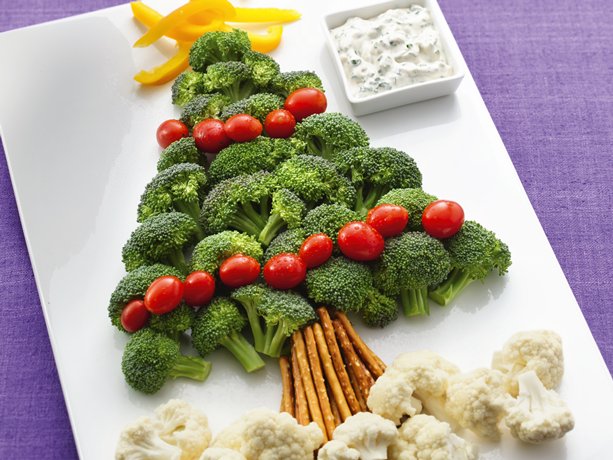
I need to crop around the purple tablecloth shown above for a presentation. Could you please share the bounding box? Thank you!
[1,0,611,457]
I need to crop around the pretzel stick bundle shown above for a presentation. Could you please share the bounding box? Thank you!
[293,330,328,442]
[279,356,294,416]
[304,326,336,439]
[333,319,375,401]
[316,308,361,414]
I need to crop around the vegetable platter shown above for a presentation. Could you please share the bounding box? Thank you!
[0,0,611,458]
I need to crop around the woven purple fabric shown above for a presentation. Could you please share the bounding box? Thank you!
[0,0,611,457]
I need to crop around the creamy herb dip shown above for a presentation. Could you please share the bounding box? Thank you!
[331,6,454,99]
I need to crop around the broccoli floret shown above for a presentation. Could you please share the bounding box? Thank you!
[258,289,316,357]
[148,303,195,337]
[189,29,251,72]
[377,188,438,232]
[274,155,356,207]
[157,137,204,172]
[305,256,373,312]
[242,50,280,87]
[258,189,306,246]
[202,61,256,103]
[191,230,263,274]
[180,93,230,128]
[302,203,360,244]
[232,284,316,357]
[121,329,211,394]
[108,264,183,333]
[373,232,451,317]
[334,147,423,215]
[208,137,302,185]
[220,93,285,122]
[191,297,265,373]
[137,163,207,223]
[270,70,324,97]
[264,228,306,262]
[122,212,202,273]
[429,221,512,306]
[171,70,205,107]
[360,289,399,328]
[293,112,369,161]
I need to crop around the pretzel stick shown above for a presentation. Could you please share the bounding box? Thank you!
[304,326,336,439]
[335,312,386,378]
[279,356,294,416]
[293,331,328,441]
[312,322,353,421]
[333,319,375,400]
[316,308,361,414]
[346,360,368,411]
[291,346,309,425]
[327,382,342,427]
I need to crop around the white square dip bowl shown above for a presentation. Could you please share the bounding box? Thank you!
[322,0,465,116]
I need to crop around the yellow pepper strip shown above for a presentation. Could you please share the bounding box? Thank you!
[134,42,191,85]
[232,8,301,24]
[220,24,283,53]
[133,0,235,48]
[131,2,225,43]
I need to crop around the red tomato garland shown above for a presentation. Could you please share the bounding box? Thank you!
[121,299,150,332]
[422,200,465,239]
[263,253,307,289]
[264,109,296,138]
[183,271,216,307]
[284,88,327,121]
[156,119,189,148]
[367,204,409,238]
[144,276,184,315]
[224,114,263,142]
[299,233,334,268]
[219,254,261,288]
[337,221,385,262]
[193,119,232,153]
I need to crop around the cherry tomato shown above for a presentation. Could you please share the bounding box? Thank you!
[264,109,296,138]
[366,204,410,238]
[144,276,184,315]
[183,271,216,307]
[299,233,334,268]
[156,119,189,148]
[337,221,385,261]
[263,253,307,290]
[284,88,327,121]
[219,254,261,288]
[193,119,232,153]
[224,114,263,142]
[422,200,465,239]
[120,299,150,333]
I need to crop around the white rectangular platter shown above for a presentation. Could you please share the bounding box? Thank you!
[0,1,611,459]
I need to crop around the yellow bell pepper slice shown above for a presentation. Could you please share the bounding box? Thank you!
[134,43,191,85]
[134,0,235,48]
[232,8,301,24]
[131,2,224,43]
[220,24,283,53]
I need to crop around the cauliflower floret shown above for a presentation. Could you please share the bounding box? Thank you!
[388,414,477,460]
[367,351,458,426]
[492,330,563,396]
[199,447,246,460]
[367,371,423,425]
[212,408,323,460]
[155,399,211,460]
[332,412,398,460]
[116,417,182,460]
[505,370,574,444]
[318,440,360,460]
[445,368,512,440]
[390,351,460,424]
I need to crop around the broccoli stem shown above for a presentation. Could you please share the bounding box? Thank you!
[229,213,264,237]
[400,287,430,317]
[242,304,266,351]
[362,185,385,211]
[241,202,267,228]
[258,213,286,246]
[167,250,190,274]
[260,323,288,358]
[168,355,212,381]
[219,333,265,373]
[175,200,202,223]
[354,185,367,216]
[429,268,474,306]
